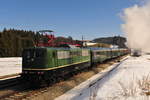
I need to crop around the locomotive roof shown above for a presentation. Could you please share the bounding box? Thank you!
[24,47,127,51]
[24,47,90,50]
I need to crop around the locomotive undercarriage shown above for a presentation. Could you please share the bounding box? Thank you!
[21,61,91,87]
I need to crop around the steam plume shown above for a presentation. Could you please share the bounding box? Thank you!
[121,0,150,52]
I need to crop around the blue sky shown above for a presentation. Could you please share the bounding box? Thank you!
[0,0,138,40]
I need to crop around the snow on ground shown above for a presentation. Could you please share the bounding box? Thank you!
[56,55,150,100]
[76,55,150,100]
[0,57,22,77]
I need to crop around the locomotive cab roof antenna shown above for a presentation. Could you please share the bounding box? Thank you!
[38,30,54,34]
[37,30,56,47]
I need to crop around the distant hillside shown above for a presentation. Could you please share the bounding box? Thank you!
[92,36,127,48]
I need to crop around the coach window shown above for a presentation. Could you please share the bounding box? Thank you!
[53,52,56,57]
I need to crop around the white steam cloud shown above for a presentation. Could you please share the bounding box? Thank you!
[121,0,150,52]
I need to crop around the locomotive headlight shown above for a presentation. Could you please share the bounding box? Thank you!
[23,71,28,74]
[31,58,34,61]
[29,72,34,74]
[37,72,44,74]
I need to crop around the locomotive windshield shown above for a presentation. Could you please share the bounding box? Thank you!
[22,48,47,68]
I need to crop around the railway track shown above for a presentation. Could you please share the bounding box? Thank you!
[0,74,59,100]
[0,76,33,100]
[0,75,21,89]
[0,75,27,100]
[0,85,49,100]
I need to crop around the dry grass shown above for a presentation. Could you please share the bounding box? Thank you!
[118,80,138,97]
[89,84,99,100]
[138,74,150,96]
[105,74,150,100]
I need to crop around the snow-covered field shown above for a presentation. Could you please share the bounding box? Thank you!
[0,57,22,77]
[56,55,150,100]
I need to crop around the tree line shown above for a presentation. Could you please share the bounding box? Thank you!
[0,28,81,57]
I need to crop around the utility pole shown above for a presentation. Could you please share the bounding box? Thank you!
[82,35,85,48]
